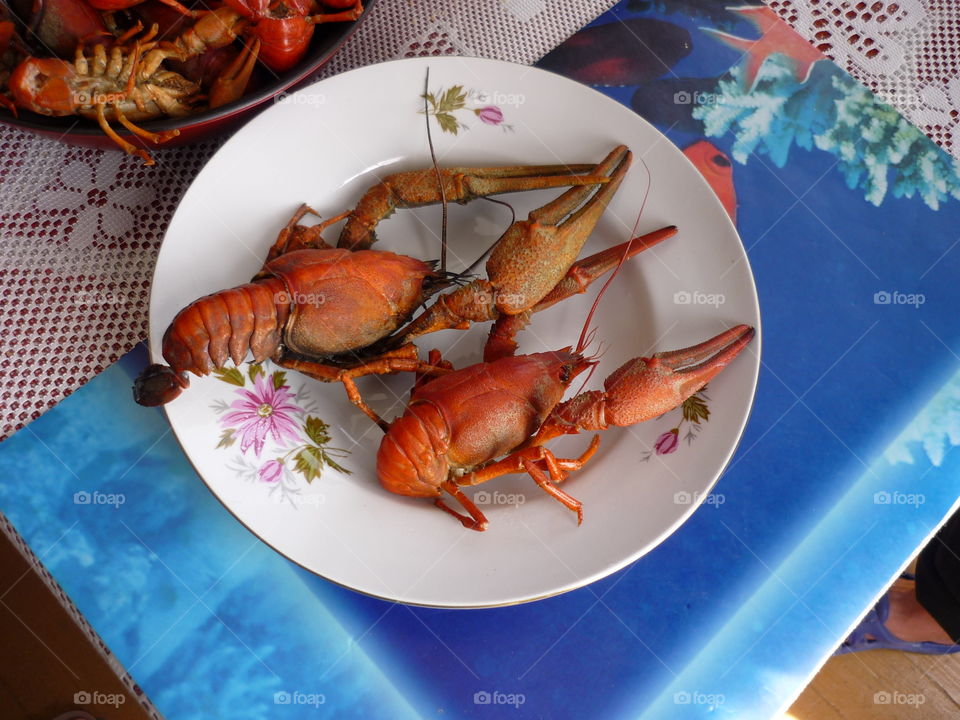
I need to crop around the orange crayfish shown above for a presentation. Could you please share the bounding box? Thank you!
[134,148,661,423]
[367,139,755,530]
[222,0,363,72]
[377,322,754,530]
[6,7,258,163]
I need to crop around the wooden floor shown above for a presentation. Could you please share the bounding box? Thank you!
[787,571,960,719]
[788,651,960,719]
[0,529,151,720]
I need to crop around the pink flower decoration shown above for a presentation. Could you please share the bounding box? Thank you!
[222,373,301,456]
[258,460,284,484]
[475,106,504,125]
[654,429,680,455]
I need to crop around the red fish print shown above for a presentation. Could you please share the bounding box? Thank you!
[703,5,825,91]
[538,19,692,87]
[683,140,737,223]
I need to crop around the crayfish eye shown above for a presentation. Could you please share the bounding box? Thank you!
[559,365,573,383]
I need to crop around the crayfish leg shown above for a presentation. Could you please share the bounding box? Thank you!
[263,205,352,267]
[95,103,154,165]
[412,348,452,395]
[437,480,488,531]
[522,457,583,525]
[277,344,453,432]
[456,441,600,525]
[115,106,179,144]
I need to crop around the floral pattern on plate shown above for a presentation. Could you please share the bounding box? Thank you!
[210,362,350,507]
[640,386,711,460]
[420,84,514,134]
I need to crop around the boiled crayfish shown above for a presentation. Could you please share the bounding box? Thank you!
[133,148,650,430]
[8,7,256,164]
[377,324,754,530]
[134,144,755,530]
[223,0,363,72]
[0,0,364,162]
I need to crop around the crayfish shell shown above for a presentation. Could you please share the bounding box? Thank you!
[265,248,435,357]
[161,276,290,375]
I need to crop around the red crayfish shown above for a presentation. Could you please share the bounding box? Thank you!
[134,143,755,530]
[377,322,753,530]
[7,7,257,163]
[222,0,362,72]
[134,147,639,425]
[0,0,365,162]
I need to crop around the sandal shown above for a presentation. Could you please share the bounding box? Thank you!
[835,573,960,655]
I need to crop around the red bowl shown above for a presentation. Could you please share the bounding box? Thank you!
[1,0,376,153]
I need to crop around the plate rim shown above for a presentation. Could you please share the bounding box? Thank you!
[148,54,764,608]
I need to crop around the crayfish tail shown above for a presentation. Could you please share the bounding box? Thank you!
[133,364,189,406]
[159,276,289,378]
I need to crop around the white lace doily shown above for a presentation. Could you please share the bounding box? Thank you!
[0,0,617,440]
[766,0,960,156]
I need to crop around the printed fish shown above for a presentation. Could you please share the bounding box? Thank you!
[683,140,737,223]
[627,0,765,30]
[537,18,692,86]
[703,5,824,90]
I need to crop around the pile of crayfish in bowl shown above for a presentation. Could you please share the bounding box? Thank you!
[133,143,756,531]
[0,0,363,162]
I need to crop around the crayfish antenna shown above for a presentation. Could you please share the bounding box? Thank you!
[424,67,449,273]
[575,155,654,356]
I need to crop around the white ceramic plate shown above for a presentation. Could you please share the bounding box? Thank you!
[150,56,761,608]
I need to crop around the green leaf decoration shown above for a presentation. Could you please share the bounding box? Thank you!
[435,112,460,135]
[436,85,466,113]
[319,450,351,476]
[216,428,236,449]
[682,393,710,425]
[291,416,352,479]
[213,367,245,387]
[272,371,287,390]
[420,91,437,110]
[304,416,332,445]
[248,364,265,383]
[293,447,324,483]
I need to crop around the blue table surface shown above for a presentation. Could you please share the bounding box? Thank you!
[5,1,960,718]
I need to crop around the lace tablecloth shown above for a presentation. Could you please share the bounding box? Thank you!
[767,0,960,158]
[0,0,617,440]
